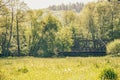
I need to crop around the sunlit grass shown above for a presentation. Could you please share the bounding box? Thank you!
[0,56,120,80]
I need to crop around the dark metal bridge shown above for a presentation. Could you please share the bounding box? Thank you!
[59,39,109,57]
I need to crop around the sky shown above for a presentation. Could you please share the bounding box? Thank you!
[22,0,96,9]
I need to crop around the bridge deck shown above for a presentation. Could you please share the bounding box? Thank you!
[58,52,106,57]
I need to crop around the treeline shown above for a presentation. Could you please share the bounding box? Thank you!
[48,2,84,12]
[0,0,120,57]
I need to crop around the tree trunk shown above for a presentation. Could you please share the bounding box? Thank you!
[16,16,20,56]
[6,8,14,56]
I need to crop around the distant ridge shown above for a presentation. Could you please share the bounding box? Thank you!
[47,2,84,12]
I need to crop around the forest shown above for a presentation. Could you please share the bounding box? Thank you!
[48,2,84,12]
[0,0,120,57]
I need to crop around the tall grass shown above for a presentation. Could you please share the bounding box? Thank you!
[0,57,120,80]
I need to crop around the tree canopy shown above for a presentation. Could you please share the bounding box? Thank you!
[0,0,120,57]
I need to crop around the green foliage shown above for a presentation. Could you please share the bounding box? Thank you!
[1,0,120,57]
[106,39,120,55]
[40,14,61,55]
[18,67,29,73]
[100,68,118,80]
[29,14,62,56]
[56,27,73,52]
[42,14,60,32]
[63,11,76,26]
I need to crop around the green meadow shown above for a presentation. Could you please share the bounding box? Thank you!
[0,57,120,80]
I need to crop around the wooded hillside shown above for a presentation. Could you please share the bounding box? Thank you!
[0,0,120,57]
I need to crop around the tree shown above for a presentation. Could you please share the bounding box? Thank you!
[93,0,120,40]
[0,0,10,56]
[48,2,84,12]
[0,0,29,56]
[56,27,73,52]
[15,1,28,56]
[39,14,61,56]
[27,10,43,56]
[63,11,76,26]
[0,0,10,8]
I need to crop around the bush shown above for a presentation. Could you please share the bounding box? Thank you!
[106,39,120,55]
[100,68,118,80]
[18,67,29,73]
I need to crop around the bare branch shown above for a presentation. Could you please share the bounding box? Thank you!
[0,0,10,8]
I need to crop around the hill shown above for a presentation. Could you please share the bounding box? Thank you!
[47,2,84,12]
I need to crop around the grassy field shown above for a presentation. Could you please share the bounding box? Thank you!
[0,56,120,80]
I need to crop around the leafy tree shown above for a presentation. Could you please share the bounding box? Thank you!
[63,11,76,26]
[56,27,73,52]
[0,0,10,56]
[26,10,43,56]
[39,14,61,56]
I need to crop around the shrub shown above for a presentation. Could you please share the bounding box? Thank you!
[18,67,29,73]
[100,68,118,80]
[106,39,120,55]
